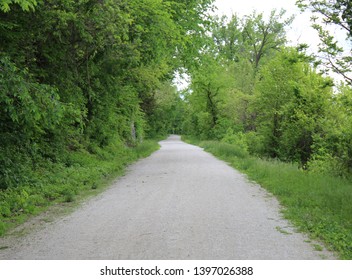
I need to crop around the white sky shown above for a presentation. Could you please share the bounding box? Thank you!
[214,0,298,17]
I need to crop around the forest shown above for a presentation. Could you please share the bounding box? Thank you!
[0,0,352,256]
[0,0,211,183]
[0,0,214,233]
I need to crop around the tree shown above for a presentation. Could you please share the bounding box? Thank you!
[207,11,293,132]
[185,54,235,139]
[0,56,68,189]
[308,83,352,176]
[242,9,293,69]
[169,0,215,70]
[147,82,185,137]
[211,10,293,69]
[254,47,333,164]
[212,14,242,62]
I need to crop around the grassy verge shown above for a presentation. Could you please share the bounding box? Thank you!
[183,136,352,259]
[0,139,160,236]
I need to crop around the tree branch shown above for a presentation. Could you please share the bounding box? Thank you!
[313,5,351,34]
[328,56,352,84]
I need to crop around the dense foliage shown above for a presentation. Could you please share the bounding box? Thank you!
[0,0,214,190]
[183,6,352,177]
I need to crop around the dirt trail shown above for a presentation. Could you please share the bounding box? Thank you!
[0,135,335,259]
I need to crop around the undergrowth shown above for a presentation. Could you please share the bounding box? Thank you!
[0,139,160,236]
[183,136,352,259]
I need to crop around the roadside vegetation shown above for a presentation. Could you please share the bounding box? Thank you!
[0,139,159,236]
[0,1,211,235]
[179,1,352,259]
[184,136,352,259]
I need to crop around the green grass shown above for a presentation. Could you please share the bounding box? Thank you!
[183,136,352,259]
[0,139,160,236]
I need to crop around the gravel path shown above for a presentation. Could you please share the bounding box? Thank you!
[0,135,335,259]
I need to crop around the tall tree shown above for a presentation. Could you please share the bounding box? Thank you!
[254,47,333,164]
[241,10,293,69]
[212,14,242,62]
[184,53,235,139]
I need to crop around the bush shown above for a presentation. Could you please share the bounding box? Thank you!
[307,153,349,178]
[244,131,265,156]
[221,129,249,153]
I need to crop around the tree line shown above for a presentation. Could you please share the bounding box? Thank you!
[182,1,352,177]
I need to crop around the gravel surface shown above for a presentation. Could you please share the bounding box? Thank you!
[0,135,335,259]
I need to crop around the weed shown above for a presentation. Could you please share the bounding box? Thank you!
[275,226,292,235]
[313,244,323,251]
[63,189,75,203]
[0,221,5,236]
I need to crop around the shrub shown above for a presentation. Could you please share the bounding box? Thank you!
[221,129,249,153]
[307,153,349,178]
[244,131,265,156]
